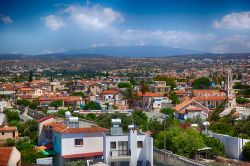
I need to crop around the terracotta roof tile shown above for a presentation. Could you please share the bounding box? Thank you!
[19,87,33,91]
[63,152,103,159]
[37,116,54,123]
[0,126,17,131]
[101,89,120,95]
[193,96,227,101]
[44,122,107,133]
[39,96,82,102]
[137,92,162,97]
[0,147,12,165]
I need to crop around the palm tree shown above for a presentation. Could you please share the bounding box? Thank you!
[139,81,149,108]
[121,87,139,109]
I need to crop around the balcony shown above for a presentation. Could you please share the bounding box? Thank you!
[110,150,131,159]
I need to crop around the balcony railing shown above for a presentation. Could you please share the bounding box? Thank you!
[110,150,131,158]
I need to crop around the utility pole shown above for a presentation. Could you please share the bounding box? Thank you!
[164,114,166,166]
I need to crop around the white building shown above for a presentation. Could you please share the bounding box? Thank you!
[0,147,21,166]
[103,119,153,166]
[38,114,107,165]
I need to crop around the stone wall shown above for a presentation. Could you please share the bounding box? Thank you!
[153,148,207,166]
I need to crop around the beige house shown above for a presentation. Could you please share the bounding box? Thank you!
[0,147,21,166]
[150,81,171,94]
[0,125,18,140]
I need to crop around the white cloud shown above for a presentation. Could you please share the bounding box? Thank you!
[0,14,13,24]
[211,35,250,53]
[64,4,124,30]
[44,15,65,31]
[213,12,250,30]
[113,29,215,48]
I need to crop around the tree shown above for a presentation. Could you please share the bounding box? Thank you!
[17,99,32,107]
[155,127,205,158]
[202,135,225,157]
[70,92,85,98]
[209,103,225,122]
[209,122,235,136]
[172,129,205,158]
[132,110,148,130]
[85,113,96,121]
[160,108,175,119]
[168,91,180,104]
[29,70,33,82]
[236,97,249,104]
[139,81,149,95]
[83,101,101,110]
[243,141,250,161]
[29,102,38,109]
[118,82,131,88]
[5,110,20,123]
[193,77,211,89]
[49,100,63,109]
[121,87,139,108]
[5,138,44,164]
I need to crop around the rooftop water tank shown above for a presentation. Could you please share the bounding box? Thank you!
[65,111,71,118]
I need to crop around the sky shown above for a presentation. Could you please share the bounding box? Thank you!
[0,0,250,54]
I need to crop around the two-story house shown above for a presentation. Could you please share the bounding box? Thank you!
[150,81,170,95]
[38,115,107,165]
[174,98,211,120]
[103,119,153,166]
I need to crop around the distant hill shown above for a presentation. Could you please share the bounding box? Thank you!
[64,45,204,57]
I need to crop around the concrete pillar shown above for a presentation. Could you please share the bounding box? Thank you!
[129,129,137,166]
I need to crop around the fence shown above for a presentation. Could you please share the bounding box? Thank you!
[153,148,207,166]
[213,133,250,160]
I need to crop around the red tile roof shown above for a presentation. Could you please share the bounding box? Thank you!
[19,87,33,91]
[63,152,103,159]
[0,126,17,131]
[137,92,162,97]
[175,98,210,115]
[39,96,82,102]
[44,122,108,133]
[101,89,120,95]
[193,96,227,101]
[37,116,54,123]
[0,147,12,165]
[193,90,226,96]
[174,90,190,94]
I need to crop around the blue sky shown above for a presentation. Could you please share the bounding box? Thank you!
[0,0,250,54]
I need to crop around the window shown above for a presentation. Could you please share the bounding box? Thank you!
[2,132,4,135]
[137,141,143,148]
[110,142,116,149]
[75,138,83,146]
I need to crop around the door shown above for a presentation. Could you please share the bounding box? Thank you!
[118,141,128,156]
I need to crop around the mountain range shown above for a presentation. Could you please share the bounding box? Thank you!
[64,45,204,57]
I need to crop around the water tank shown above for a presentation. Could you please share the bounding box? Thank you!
[128,124,135,130]
[65,111,71,118]
[69,117,79,123]
[111,118,121,125]
[202,121,210,127]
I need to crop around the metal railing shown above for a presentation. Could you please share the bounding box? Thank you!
[110,150,131,158]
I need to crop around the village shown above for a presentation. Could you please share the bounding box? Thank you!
[0,65,250,166]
